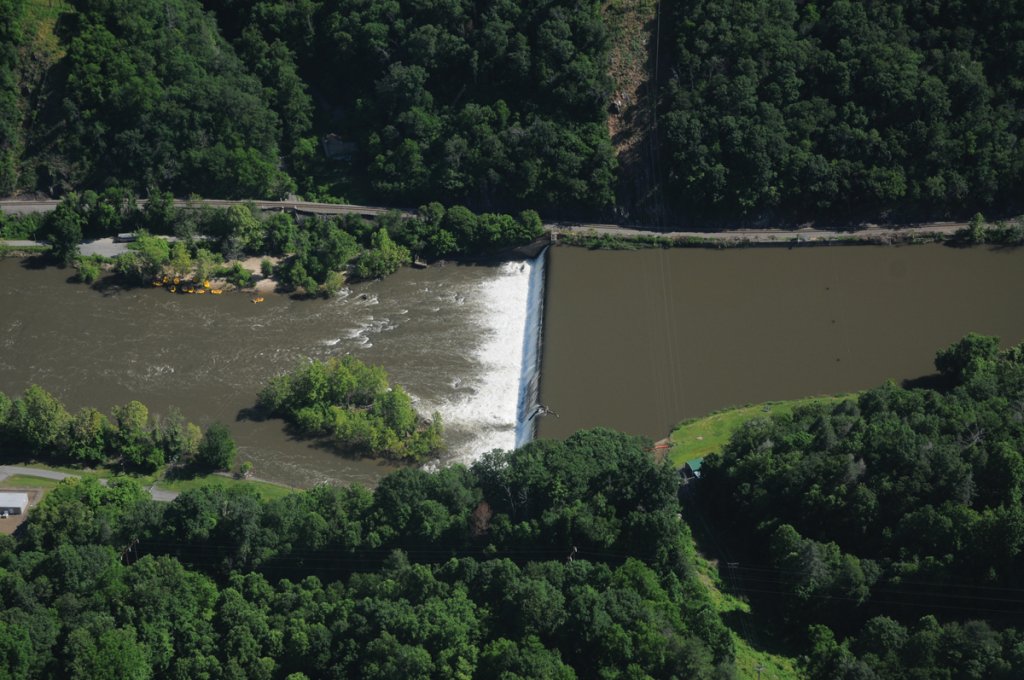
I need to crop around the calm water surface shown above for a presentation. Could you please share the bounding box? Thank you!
[0,258,537,487]
[537,244,1024,441]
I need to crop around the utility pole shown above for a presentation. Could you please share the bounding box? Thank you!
[755,663,764,680]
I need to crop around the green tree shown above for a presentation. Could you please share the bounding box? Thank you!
[10,385,72,456]
[46,196,85,265]
[67,408,110,465]
[65,624,152,680]
[115,232,170,284]
[196,423,237,471]
[112,401,163,471]
[353,229,410,280]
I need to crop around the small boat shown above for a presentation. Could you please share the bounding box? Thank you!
[152,280,162,286]
[172,276,180,285]
[203,280,210,288]
[210,289,222,295]
[251,296,265,304]
[169,285,176,293]
[162,276,169,284]
[196,289,206,295]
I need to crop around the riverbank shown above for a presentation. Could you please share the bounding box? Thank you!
[554,225,952,250]
[665,395,855,468]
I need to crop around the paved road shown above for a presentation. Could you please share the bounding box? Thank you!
[0,465,179,502]
[1,197,972,242]
[2,236,189,258]
[0,197,408,218]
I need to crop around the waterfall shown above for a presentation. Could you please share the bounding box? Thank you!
[514,247,548,448]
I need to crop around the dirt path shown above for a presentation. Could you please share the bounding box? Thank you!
[550,221,967,243]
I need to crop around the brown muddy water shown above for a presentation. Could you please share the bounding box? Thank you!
[0,257,541,487]
[537,244,1024,442]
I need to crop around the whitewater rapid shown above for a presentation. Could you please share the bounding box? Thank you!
[438,251,546,464]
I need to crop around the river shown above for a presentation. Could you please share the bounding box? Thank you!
[537,243,1024,442]
[3,243,1022,486]
[0,257,543,487]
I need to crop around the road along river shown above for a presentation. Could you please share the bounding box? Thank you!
[0,256,545,487]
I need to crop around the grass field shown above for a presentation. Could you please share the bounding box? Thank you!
[667,394,855,468]
[0,474,62,490]
[694,556,802,680]
[156,474,295,501]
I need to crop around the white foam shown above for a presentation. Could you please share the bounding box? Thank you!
[440,259,538,464]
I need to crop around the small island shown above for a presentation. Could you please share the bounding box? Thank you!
[256,356,444,462]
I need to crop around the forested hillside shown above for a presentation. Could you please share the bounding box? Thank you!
[6,0,617,213]
[660,0,1024,224]
[7,0,1022,223]
[695,334,1024,678]
[0,429,737,678]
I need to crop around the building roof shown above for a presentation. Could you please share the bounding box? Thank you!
[0,492,29,508]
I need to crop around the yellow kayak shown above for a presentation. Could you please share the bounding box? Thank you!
[169,285,176,293]
[173,277,180,285]
[196,289,206,295]
[203,280,211,288]
[252,296,265,304]
[210,289,222,295]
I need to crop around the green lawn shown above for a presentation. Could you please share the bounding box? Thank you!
[0,475,62,490]
[156,474,295,501]
[667,394,855,468]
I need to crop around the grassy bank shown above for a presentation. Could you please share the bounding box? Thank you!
[694,555,801,680]
[158,473,294,501]
[0,474,62,490]
[667,394,854,468]
[556,229,949,251]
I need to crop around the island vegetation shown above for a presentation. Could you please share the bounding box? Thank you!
[257,356,444,462]
[0,428,736,679]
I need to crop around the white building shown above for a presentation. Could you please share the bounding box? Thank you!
[0,492,29,516]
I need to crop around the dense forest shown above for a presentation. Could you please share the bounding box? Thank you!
[694,334,1024,677]
[6,0,1022,223]
[0,429,737,679]
[660,0,1024,224]
[4,0,616,214]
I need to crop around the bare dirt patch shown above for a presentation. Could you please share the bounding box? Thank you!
[603,0,664,224]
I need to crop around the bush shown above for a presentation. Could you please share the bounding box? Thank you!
[223,262,253,287]
[75,256,102,284]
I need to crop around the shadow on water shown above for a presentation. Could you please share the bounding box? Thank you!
[235,406,267,423]
[19,255,52,270]
[900,372,952,391]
